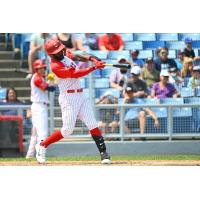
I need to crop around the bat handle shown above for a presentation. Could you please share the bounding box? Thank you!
[103,64,113,66]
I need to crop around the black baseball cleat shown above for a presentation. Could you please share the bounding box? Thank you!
[101,152,112,164]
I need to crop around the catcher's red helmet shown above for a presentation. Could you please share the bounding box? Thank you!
[33,59,46,71]
[44,39,65,55]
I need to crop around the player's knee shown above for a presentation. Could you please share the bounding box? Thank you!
[61,128,73,138]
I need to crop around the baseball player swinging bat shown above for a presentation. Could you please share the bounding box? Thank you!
[103,63,131,69]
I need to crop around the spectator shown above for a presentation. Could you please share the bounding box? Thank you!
[109,57,132,92]
[124,86,159,134]
[187,65,200,88]
[75,33,99,51]
[52,33,76,51]
[154,47,178,72]
[96,92,119,134]
[1,87,25,115]
[180,57,193,78]
[175,49,185,70]
[3,87,23,104]
[184,37,195,59]
[27,33,52,79]
[98,33,124,51]
[130,49,145,68]
[141,57,160,89]
[168,67,183,92]
[124,66,149,98]
[151,70,180,98]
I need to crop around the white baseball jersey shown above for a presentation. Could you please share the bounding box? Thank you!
[50,55,98,137]
[30,73,49,142]
[31,73,49,104]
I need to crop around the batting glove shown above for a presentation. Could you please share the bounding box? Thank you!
[94,61,106,70]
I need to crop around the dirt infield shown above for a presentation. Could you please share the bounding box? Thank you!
[0,160,200,166]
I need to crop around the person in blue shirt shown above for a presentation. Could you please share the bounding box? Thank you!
[130,49,145,68]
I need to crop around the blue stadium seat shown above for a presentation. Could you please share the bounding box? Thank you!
[102,67,113,78]
[160,98,184,105]
[143,41,166,50]
[134,98,158,105]
[0,88,7,100]
[118,98,124,104]
[137,50,153,59]
[184,97,200,104]
[151,107,168,118]
[94,69,102,78]
[88,50,108,59]
[173,107,193,133]
[173,107,192,117]
[156,33,179,41]
[119,33,133,42]
[124,41,143,50]
[166,41,185,50]
[168,50,176,59]
[102,59,117,64]
[194,87,200,96]
[179,33,200,41]
[194,49,199,56]
[80,78,86,88]
[191,41,200,48]
[108,51,130,60]
[133,33,156,41]
[180,87,193,97]
[146,107,168,133]
[95,78,109,88]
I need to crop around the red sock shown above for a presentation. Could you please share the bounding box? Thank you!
[90,127,102,137]
[41,130,64,148]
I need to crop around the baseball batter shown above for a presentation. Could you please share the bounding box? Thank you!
[35,38,111,164]
[26,59,55,158]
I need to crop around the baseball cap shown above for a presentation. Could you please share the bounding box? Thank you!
[160,69,170,77]
[168,67,178,73]
[193,65,200,71]
[185,37,192,43]
[131,66,141,75]
[117,56,127,63]
[131,49,139,56]
[125,86,134,92]
[145,57,153,63]
[178,49,185,55]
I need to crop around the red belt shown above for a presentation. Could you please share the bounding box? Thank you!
[65,88,83,93]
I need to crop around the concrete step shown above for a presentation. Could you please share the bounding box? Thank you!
[0,69,27,78]
[0,51,13,59]
[0,43,12,51]
[15,87,31,96]
[0,60,20,68]
[0,78,30,87]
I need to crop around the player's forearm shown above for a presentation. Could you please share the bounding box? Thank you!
[73,54,90,62]
[70,67,95,78]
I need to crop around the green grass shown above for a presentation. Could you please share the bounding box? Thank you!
[0,155,199,162]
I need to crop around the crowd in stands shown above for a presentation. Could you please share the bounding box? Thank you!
[2,33,200,135]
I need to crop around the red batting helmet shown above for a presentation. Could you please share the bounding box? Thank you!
[44,38,65,55]
[33,59,46,71]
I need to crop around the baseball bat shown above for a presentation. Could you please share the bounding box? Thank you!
[103,63,131,69]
